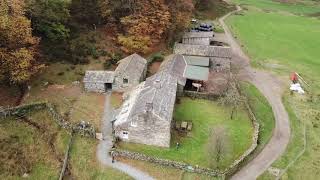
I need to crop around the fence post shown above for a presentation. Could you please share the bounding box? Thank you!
[59,131,74,180]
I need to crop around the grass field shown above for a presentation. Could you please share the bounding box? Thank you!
[233,0,320,14]
[227,8,320,85]
[227,0,320,179]
[119,97,253,170]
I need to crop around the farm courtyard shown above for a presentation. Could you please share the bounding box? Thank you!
[118,97,254,170]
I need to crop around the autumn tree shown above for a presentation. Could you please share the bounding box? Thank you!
[166,0,194,45]
[70,0,110,29]
[0,0,43,84]
[117,0,171,53]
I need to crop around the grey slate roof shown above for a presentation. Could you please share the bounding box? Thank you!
[83,71,114,83]
[127,55,187,123]
[174,43,232,58]
[129,71,178,121]
[159,54,187,86]
[115,53,147,79]
[183,32,214,38]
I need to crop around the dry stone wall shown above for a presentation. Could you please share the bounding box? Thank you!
[180,91,220,100]
[0,102,96,138]
[112,149,224,177]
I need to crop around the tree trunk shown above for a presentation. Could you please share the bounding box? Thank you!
[231,107,235,120]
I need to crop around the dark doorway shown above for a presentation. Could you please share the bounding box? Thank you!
[184,79,197,91]
[104,83,112,91]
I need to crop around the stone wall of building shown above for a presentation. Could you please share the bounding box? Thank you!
[115,112,171,147]
[182,37,210,45]
[209,57,231,73]
[84,82,106,93]
[112,65,147,92]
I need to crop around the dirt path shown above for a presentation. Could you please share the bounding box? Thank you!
[96,93,154,180]
[219,5,291,180]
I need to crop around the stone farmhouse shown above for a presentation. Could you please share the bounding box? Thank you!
[83,54,147,93]
[113,32,233,148]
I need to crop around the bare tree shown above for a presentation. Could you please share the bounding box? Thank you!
[218,82,244,120]
[207,126,229,169]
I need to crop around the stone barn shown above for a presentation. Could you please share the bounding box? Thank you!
[173,43,232,58]
[113,53,148,91]
[114,55,187,147]
[182,32,214,46]
[83,71,115,93]
[83,54,147,93]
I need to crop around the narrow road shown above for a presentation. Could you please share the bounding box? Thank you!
[219,5,291,180]
[96,93,154,180]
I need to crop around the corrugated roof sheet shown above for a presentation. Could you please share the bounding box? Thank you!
[184,56,210,67]
[184,65,209,81]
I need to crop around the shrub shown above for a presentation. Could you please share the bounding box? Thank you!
[151,52,164,62]
[91,47,100,59]
[118,35,151,54]
[100,50,108,56]
[109,52,123,64]
[104,52,123,70]
[68,33,98,64]
[104,60,112,69]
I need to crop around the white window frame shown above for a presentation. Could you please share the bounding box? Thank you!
[131,120,137,127]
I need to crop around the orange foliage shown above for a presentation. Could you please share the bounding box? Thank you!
[0,0,43,84]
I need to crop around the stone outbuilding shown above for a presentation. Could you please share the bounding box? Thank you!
[182,32,214,46]
[83,54,147,93]
[113,53,148,91]
[83,71,115,93]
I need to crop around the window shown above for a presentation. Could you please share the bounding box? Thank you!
[123,78,128,84]
[122,131,129,139]
[131,121,137,127]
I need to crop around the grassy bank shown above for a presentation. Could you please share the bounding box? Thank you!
[227,0,320,178]
[0,111,70,179]
[240,82,275,151]
[0,110,131,179]
[119,97,253,170]
[69,136,132,180]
